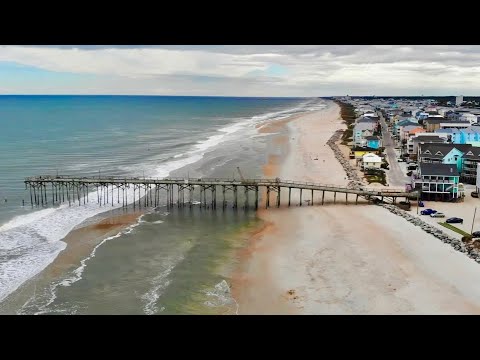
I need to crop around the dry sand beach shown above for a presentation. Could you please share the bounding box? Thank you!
[232,102,480,315]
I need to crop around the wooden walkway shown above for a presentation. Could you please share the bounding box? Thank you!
[24,175,418,209]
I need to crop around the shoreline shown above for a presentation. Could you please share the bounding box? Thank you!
[231,100,480,315]
[0,210,145,313]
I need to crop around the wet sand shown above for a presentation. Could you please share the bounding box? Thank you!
[0,210,144,313]
[45,211,144,277]
[232,101,480,314]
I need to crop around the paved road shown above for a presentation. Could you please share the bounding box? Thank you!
[378,112,410,187]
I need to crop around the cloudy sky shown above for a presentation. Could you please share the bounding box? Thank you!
[0,45,478,96]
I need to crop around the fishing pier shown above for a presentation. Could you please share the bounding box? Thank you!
[24,175,418,209]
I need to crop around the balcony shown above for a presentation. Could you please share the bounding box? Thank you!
[413,179,455,184]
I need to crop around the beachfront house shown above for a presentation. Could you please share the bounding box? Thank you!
[352,147,382,160]
[407,134,448,157]
[412,163,461,201]
[365,135,381,149]
[353,122,376,147]
[362,153,382,169]
[418,143,471,173]
[460,146,480,184]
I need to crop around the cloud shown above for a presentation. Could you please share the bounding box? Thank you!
[1,45,480,95]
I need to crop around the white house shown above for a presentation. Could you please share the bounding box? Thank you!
[460,113,479,125]
[362,152,382,169]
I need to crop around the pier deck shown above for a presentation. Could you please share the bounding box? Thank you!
[24,175,418,209]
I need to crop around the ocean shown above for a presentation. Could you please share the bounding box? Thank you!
[0,95,326,314]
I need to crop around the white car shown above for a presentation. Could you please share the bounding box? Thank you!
[397,158,404,162]
[430,212,445,218]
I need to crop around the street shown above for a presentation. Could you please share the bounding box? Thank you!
[378,111,410,187]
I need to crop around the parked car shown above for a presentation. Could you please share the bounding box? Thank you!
[397,158,404,162]
[446,217,464,224]
[430,212,445,218]
[421,209,437,215]
[472,231,480,238]
[472,191,478,198]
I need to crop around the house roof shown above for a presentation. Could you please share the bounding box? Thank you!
[409,127,425,134]
[397,120,418,127]
[362,153,382,161]
[365,136,380,140]
[357,117,377,123]
[424,118,445,124]
[402,125,421,132]
[412,135,446,143]
[435,128,456,134]
[460,146,480,158]
[440,121,470,125]
[354,123,375,131]
[419,163,459,177]
[419,143,472,159]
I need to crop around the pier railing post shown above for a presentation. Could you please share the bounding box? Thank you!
[266,186,270,208]
[234,185,238,209]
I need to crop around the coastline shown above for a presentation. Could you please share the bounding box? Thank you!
[0,210,144,313]
[232,100,480,315]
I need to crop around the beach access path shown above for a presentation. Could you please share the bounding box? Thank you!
[232,101,480,314]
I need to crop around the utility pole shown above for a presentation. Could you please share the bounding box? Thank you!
[417,191,419,215]
[471,207,477,235]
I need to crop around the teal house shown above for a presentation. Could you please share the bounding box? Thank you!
[418,143,472,173]
[365,135,381,149]
[413,163,461,201]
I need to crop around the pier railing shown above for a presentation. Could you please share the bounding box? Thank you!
[25,175,408,192]
[24,175,418,209]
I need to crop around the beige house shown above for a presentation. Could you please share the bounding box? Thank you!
[362,152,382,169]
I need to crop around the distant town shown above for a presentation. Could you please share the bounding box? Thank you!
[332,95,480,203]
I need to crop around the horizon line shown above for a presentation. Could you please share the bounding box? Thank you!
[0,94,475,98]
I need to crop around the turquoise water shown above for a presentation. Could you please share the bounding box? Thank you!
[0,95,326,313]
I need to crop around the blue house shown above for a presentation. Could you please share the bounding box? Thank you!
[365,136,382,149]
[460,127,480,144]
[436,127,480,144]
[435,128,460,143]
